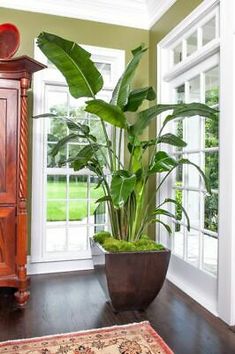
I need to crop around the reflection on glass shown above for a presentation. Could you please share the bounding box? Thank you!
[205,151,218,189]
[174,189,183,232]
[46,227,66,252]
[69,175,88,199]
[186,153,200,188]
[95,62,111,85]
[204,193,218,232]
[187,31,197,57]
[47,200,66,222]
[187,191,201,228]
[189,76,200,102]
[47,175,66,199]
[187,229,200,266]
[205,66,219,148]
[203,233,218,275]
[69,200,88,222]
[202,17,216,46]
[176,85,185,103]
[173,43,183,65]
[68,226,87,251]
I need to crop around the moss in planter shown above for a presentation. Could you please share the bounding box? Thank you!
[93,232,165,252]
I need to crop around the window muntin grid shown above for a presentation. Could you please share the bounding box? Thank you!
[171,65,219,276]
[171,10,219,68]
[44,73,112,255]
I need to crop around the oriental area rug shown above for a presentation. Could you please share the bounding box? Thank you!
[0,321,173,354]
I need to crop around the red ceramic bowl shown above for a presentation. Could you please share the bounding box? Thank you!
[0,23,20,59]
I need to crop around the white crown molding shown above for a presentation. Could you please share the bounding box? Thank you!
[147,0,177,29]
[0,0,176,30]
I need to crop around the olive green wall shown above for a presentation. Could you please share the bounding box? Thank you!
[0,8,149,248]
[148,0,203,238]
[0,2,203,246]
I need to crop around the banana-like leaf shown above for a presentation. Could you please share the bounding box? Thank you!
[151,208,176,219]
[33,112,57,118]
[72,144,100,171]
[37,32,103,98]
[124,87,156,112]
[130,104,178,135]
[51,133,82,156]
[161,198,190,231]
[149,151,178,174]
[95,196,111,204]
[157,133,187,147]
[85,99,127,128]
[178,158,211,193]
[151,219,172,235]
[162,102,218,130]
[111,170,136,208]
[111,44,147,109]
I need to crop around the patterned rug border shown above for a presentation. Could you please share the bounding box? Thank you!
[0,321,173,353]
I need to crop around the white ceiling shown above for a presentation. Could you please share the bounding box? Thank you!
[0,0,176,29]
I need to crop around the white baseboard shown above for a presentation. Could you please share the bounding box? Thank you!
[27,256,94,275]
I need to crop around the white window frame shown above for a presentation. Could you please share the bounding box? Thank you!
[158,0,235,326]
[31,42,125,272]
[157,0,220,318]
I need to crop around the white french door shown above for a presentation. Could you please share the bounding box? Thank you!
[31,43,124,269]
[157,0,220,314]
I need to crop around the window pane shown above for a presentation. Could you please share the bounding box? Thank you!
[187,31,197,57]
[186,76,201,150]
[47,91,68,115]
[176,85,185,103]
[174,227,184,257]
[187,229,200,266]
[68,226,87,251]
[205,66,219,148]
[203,233,218,275]
[69,175,88,199]
[47,201,66,221]
[188,75,200,102]
[186,153,200,188]
[204,193,218,232]
[95,62,111,86]
[47,143,66,168]
[69,200,88,222]
[47,175,67,199]
[48,118,67,140]
[187,191,201,228]
[202,17,216,46]
[173,43,183,64]
[205,151,219,190]
[175,189,183,225]
[46,227,66,252]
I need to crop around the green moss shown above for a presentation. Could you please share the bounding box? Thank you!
[93,234,165,252]
[93,231,112,245]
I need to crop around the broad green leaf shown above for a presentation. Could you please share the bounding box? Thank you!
[151,219,172,235]
[111,170,136,208]
[37,32,103,98]
[95,196,111,204]
[51,133,81,156]
[85,99,127,128]
[162,103,218,130]
[149,151,178,174]
[33,112,57,119]
[162,198,190,231]
[130,104,178,135]
[157,133,187,147]
[111,44,147,109]
[178,158,211,193]
[124,87,156,112]
[72,144,100,171]
[151,208,176,219]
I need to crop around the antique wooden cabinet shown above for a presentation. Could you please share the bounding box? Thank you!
[0,56,45,305]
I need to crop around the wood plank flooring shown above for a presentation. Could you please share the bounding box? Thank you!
[0,270,235,354]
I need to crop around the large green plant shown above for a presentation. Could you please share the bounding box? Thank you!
[36,32,217,243]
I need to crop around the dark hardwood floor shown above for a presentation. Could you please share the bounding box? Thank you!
[0,270,235,354]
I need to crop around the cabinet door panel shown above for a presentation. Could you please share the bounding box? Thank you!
[0,87,18,203]
[0,207,16,276]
